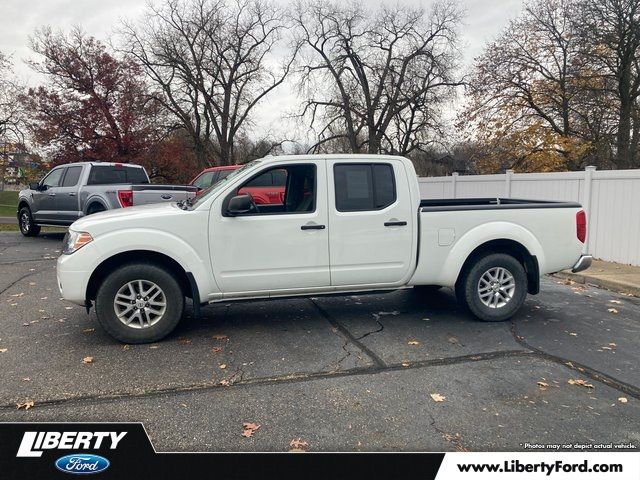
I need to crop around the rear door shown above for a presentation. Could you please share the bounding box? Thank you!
[56,165,84,222]
[327,159,414,287]
[33,167,65,222]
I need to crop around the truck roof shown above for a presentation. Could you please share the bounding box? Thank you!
[53,161,145,168]
[257,153,409,164]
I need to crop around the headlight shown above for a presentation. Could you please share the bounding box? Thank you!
[62,231,93,255]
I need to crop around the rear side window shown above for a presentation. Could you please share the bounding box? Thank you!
[334,163,396,212]
[87,165,149,185]
[62,166,83,187]
[217,170,234,181]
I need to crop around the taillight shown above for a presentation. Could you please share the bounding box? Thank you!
[576,210,586,243]
[117,190,133,208]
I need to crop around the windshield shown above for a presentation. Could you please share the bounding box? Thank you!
[189,160,262,209]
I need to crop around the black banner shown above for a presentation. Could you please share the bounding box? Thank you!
[0,423,445,480]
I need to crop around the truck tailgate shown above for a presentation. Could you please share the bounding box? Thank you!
[131,185,198,206]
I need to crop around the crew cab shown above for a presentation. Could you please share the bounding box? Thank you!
[17,162,197,236]
[191,164,286,204]
[57,155,592,343]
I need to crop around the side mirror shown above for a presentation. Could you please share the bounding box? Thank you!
[29,182,40,191]
[227,194,253,215]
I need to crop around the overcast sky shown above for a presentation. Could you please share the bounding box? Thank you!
[1,0,525,141]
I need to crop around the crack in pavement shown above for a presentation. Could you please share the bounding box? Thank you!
[509,321,640,400]
[0,267,52,295]
[0,349,534,411]
[428,412,467,452]
[309,298,386,368]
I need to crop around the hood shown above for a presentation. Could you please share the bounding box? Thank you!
[70,202,183,234]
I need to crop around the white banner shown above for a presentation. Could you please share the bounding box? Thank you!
[436,452,639,480]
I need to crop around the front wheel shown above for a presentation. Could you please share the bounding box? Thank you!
[456,253,527,322]
[19,207,41,237]
[95,262,184,343]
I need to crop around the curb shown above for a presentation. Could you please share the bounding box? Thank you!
[553,271,640,298]
[0,216,17,225]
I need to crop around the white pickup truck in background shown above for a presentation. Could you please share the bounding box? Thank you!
[56,154,592,343]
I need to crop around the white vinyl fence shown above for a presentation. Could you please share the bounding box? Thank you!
[418,167,640,266]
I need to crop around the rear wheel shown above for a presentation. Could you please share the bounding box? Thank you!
[18,206,41,237]
[87,203,106,215]
[456,253,527,322]
[95,262,184,343]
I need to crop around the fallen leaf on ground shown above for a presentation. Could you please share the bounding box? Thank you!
[21,377,30,382]
[568,332,578,336]
[212,347,223,353]
[82,356,94,364]
[608,343,617,347]
[242,422,260,438]
[607,308,618,314]
[65,306,73,310]
[609,300,621,304]
[568,379,594,389]
[289,438,309,451]
[83,328,95,333]
[219,379,230,386]
[16,401,34,410]
[212,334,228,340]
[407,340,419,346]
[219,364,227,369]
[401,362,410,367]
[430,393,445,402]
[618,397,628,403]
[537,381,549,389]
[0,348,7,353]
[10,293,24,297]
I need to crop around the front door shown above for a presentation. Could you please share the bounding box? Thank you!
[32,167,65,223]
[209,160,330,295]
[327,159,415,287]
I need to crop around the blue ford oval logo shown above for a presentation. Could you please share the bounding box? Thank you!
[55,454,110,474]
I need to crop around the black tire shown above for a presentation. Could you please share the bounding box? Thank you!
[18,206,41,237]
[456,253,527,322]
[95,262,184,343]
[87,203,106,215]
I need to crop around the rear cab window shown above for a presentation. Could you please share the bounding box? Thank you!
[87,164,149,185]
[334,163,397,212]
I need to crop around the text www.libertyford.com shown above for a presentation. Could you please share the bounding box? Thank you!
[457,460,623,476]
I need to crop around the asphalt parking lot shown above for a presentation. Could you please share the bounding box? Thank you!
[0,232,639,452]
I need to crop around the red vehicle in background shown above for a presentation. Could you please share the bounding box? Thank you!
[190,165,286,205]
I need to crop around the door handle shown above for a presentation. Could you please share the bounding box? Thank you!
[48,193,56,197]
[384,221,407,227]
[69,192,76,196]
[301,224,326,230]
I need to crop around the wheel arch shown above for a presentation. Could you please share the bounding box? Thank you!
[85,198,108,214]
[86,250,198,304]
[456,239,540,295]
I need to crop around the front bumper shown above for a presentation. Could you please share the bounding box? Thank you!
[572,254,593,273]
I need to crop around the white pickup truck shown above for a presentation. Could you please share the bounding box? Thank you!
[57,155,592,343]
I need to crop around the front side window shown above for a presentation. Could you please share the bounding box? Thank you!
[41,168,64,188]
[232,164,315,215]
[334,163,396,212]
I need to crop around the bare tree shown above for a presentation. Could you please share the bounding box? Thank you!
[293,0,462,154]
[0,53,24,143]
[121,0,295,167]
[461,0,596,172]
[577,0,640,168]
